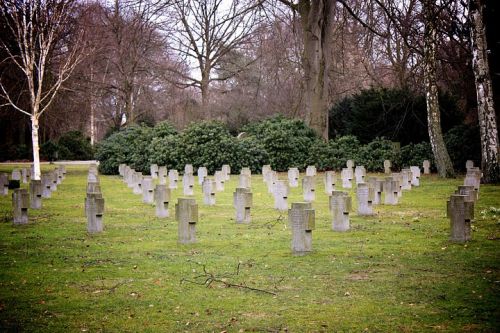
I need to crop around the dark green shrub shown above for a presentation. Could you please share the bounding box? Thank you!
[57,131,94,160]
[148,135,183,171]
[243,115,319,171]
[151,121,177,138]
[399,142,433,168]
[233,137,270,174]
[357,138,399,172]
[444,124,481,171]
[40,140,61,161]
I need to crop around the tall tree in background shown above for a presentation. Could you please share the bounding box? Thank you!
[0,0,84,179]
[469,0,499,183]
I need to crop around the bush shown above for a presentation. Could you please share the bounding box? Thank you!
[358,138,399,172]
[399,142,433,168]
[40,141,61,161]
[243,115,320,171]
[148,135,183,172]
[234,137,269,174]
[57,131,94,160]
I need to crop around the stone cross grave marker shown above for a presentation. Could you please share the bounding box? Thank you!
[354,166,366,185]
[142,176,154,204]
[197,167,208,185]
[273,180,289,211]
[410,166,421,186]
[341,168,353,189]
[357,183,374,216]
[302,176,315,202]
[288,168,299,188]
[154,184,170,218]
[168,169,179,189]
[150,164,159,179]
[234,187,253,224]
[214,171,225,192]
[384,160,391,174]
[423,160,430,174]
[183,173,195,196]
[324,171,336,195]
[447,194,474,242]
[306,165,316,177]
[158,166,168,185]
[383,177,399,205]
[289,202,315,255]
[175,198,198,244]
[329,191,351,231]
[12,188,29,225]
[86,193,104,233]
[202,178,216,205]
[0,173,8,196]
[29,179,43,209]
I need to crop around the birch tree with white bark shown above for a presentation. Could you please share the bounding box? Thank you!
[469,0,499,183]
[0,0,84,179]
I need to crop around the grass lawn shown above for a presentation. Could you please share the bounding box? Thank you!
[0,163,499,332]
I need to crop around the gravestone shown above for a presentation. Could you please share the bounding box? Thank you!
[184,164,194,175]
[288,168,299,188]
[55,167,62,184]
[29,180,43,209]
[142,176,154,203]
[400,169,412,190]
[49,171,58,191]
[133,172,143,195]
[354,166,366,184]
[154,184,170,218]
[125,167,135,188]
[423,160,430,174]
[12,188,29,225]
[410,166,421,186]
[346,160,354,169]
[391,173,403,197]
[306,165,317,177]
[221,164,231,181]
[383,177,399,205]
[341,168,353,189]
[183,173,195,196]
[21,168,29,184]
[240,167,251,177]
[175,198,198,244]
[87,169,99,183]
[86,181,101,193]
[238,174,251,189]
[324,171,336,195]
[273,180,289,211]
[0,173,8,196]
[197,167,208,185]
[262,165,272,183]
[150,164,159,179]
[202,179,216,205]
[465,160,474,170]
[329,191,351,231]
[158,166,168,185]
[367,177,384,205]
[119,164,126,176]
[11,169,21,181]
[266,171,277,194]
[234,187,252,224]
[447,194,474,242]
[41,174,52,198]
[384,160,391,174]
[357,183,374,216]
[168,169,179,189]
[302,176,315,202]
[86,193,104,233]
[59,165,66,179]
[289,202,315,255]
[464,167,481,193]
[455,185,477,203]
[214,171,225,192]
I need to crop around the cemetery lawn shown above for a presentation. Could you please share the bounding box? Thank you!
[0,164,499,333]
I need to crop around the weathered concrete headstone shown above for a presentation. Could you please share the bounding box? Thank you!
[12,188,29,225]
[341,168,353,189]
[240,167,251,177]
[262,165,272,183]
[423,160,431,174]
[383,177,399,205]
[202,178,216,205]
[391,173,403,197]
[0,173,8,196]
[455,185,477,203]
[41,174,52,198]
[21,168,29,184]
[329,191,351,231]
[306,165,317,177]
[11,169,21,181]
[289,202,315,255]
[367,177,383,205]
[288,168,299,188]
[168,169,179,189]
[154,184,170,218]
[346,160,354,169]
[238,174,251,189]
[357,183,374,216]
[119,164,126,176]
[150,164,159,179]
[50,171,58,191]
[184,164,194,175]
[465,160,474,170]
[302,176,315,202]
[214,171,225,192]
[401,169,412,190]
[142,176,154,203]
[133,172,143,195]
[175,198,198,244]
[183,173,195,196]
[158,166,168,185]
[464,167,481,194]
[55,167,62,185]
[324,171,336,195]
[410,166,421,186]
[221,164,231,181]
[266,171,277,194]
[354,166,366,184]
[384,160,391,174]
[86,181,101,193]
[447,194,474,242]
[234,187,252,224]
[273,180,289,211]
[29,180,43,209]
[197,167,208,185]
[86,193,104,233]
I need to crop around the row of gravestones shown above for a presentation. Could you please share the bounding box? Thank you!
[384,160,431,174]
[86,164,104,233]
[117,161,424,255]
[4,166,67,225]
[447,164,482,243]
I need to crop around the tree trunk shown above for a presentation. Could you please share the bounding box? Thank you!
[125,87,134,125]
[470,0,499,183]
[31,115,41,180]
[423,1,455,178]
[299,0,329,140]
[201,69,211,119]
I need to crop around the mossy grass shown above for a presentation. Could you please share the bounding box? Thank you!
[0,164,499,332]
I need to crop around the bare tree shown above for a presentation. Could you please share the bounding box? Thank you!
[469,0,499,183]
[0,0,84,179]
[169,0,263,117]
